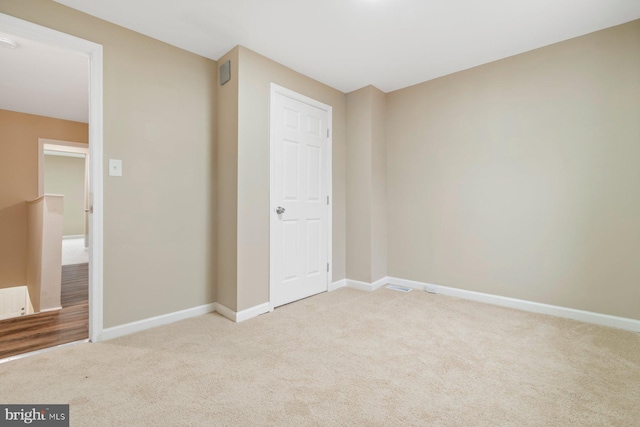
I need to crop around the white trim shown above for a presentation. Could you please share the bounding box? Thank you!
[329,279,347,291]
[327,100,333,293]
[269,83,333,308]
[40,139,89,150]
[214,303,236,322]
[268,84,276,310]
[87,34,104,343]
[371,276,389,290]
[39,306,63,313]
[386,277,640,333]
[237,302,270,322]
[215,302,271,323]
[43,150,86,158]
[101,303,216,341]
[0,340,89,365]
[0,13,105,344]
[345,279,376,292]
[344,277,388,292]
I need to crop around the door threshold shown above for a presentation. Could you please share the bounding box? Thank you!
[0,339,90,364]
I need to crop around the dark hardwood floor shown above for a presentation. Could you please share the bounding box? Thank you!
[0,263,88,359]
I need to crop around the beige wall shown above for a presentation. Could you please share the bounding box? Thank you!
[44,154,86,236]
[0,0,218,327]
[0,109,87,289]
[216,47,239,311]
[386,21,640,320]
[236,46,347,311]
[4,1,634,326]
[346,86,387,283]
[370,88,387,282]
[346,88,372,282]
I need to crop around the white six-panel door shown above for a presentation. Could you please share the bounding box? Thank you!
[270,85,331,308]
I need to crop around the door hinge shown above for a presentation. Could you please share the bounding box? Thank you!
[327,128,330,138]
[327,195,329,205]
[327,263,330,272]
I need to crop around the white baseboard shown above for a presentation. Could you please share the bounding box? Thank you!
[101,303,216,341]
[214,303,236,322]
[215,302,270,323]
[371,276,389,290]
[345,279,375,291]
[345,277,388,292]
[329,279,346,291]
[386,276,640,333]
[237,302,270,322]
[40,306,62,313]
[90,274,640,342]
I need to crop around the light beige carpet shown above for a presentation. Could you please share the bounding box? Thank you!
[1,287,639,426]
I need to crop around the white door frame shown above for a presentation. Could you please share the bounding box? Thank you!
[269,83,332,311]
[0,13,105,342]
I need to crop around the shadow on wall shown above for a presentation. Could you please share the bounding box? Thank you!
[0,202,27,289]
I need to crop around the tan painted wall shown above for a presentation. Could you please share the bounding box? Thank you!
[386,21,640,319]
[44,155,86,236]
[370,87,387,282]
[345,86,387,283]
[0,1,217,327]
[346,88,373,282]
[216,47,239,311]
[0,109,87,290]
[236,46,347,311]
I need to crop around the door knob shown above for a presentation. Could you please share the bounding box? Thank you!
[276,206,285,215]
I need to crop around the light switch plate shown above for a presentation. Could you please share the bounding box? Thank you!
[109,159,122,177]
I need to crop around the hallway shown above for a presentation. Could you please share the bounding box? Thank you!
[62,237,89,266]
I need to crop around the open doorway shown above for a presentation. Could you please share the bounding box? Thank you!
[40,139,91,255]
[0,13,103,360]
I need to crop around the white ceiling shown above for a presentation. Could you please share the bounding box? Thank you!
[0,31,88,123]
[0,0,637,122]
[52,0,640,93]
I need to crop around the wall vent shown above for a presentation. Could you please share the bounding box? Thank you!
[220,60,231,86]
[386,285,412,293]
